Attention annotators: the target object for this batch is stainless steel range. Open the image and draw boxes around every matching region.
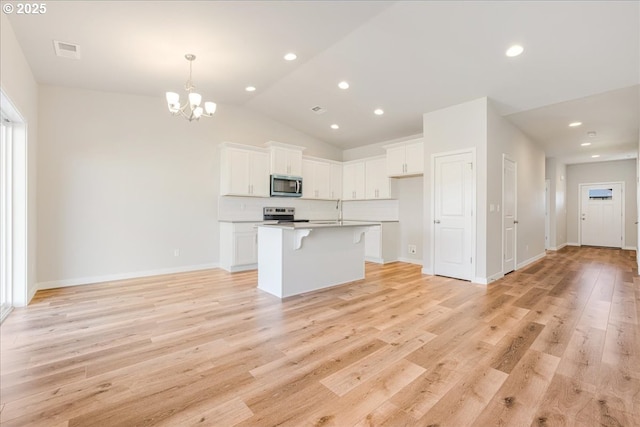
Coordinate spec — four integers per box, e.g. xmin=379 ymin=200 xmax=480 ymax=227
xmin=263 ymin=207 xmax=309 ymax=223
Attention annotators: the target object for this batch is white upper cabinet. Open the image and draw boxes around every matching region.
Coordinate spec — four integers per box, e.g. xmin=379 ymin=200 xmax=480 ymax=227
xmin=302 ymin=158 xmax=331 ymax=199
xmin=384 ymin=138 xmax=424 ymax=177
xmin=365 ymin=156 xmax=392 ymax=199
xmin=330 ymin=162 xmax=342 ymax=200
xmin=266 ymin=141 xmax=305 ymax=176
xmin=342 ymin=161 xmax=366 ymax=200
xmin=220 ymin=143 xmax=269 ymax=197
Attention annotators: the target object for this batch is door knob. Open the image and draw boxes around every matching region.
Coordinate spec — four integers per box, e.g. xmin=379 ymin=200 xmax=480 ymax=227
xmin=434 ymin=219 xmax=440 ymax=224
xmin=513 ymin=220 xmax=518 ymax=224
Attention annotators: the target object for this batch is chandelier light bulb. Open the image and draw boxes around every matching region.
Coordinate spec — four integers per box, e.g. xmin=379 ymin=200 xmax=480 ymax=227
xmin=204 ymin=102 xmax=217 ymax=115
xmin=166 ymin=92 xmax=179 ymax=104
xmin=189 ymin=92 xmax=202 ymax=108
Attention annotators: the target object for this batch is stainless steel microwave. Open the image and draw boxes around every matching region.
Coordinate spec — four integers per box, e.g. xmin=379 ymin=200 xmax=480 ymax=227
xmin=270 ymin=174 xmax=302 ymax=197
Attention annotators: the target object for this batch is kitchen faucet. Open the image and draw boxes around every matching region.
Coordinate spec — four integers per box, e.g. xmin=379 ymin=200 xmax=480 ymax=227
xmin=336 ymin=199 xmax=343 ymax=223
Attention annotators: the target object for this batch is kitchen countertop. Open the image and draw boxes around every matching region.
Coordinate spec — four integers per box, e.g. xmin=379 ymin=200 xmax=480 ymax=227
xmin=218 ymin=219 xmax=399 ymax=224
xmin=256 ymin=220 xmax=379 ymax=230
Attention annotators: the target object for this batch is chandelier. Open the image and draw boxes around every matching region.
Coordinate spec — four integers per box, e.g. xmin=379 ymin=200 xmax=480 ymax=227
xmin=165 ymin=54 xmax=216 ymax=121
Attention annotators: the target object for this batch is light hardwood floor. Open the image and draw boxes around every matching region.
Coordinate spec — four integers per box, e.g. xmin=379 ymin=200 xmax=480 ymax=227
xmin=1 ymin=246 xmax=639 ymax=426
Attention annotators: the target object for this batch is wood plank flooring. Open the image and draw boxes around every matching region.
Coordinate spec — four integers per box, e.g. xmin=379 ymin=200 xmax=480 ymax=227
xmin=1 ymin=246 xmax=639 ymax=426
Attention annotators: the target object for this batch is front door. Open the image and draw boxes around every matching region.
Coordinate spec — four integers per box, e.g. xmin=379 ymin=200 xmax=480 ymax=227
xmin=580 ymin=183 xmax=623 ymax=248
xmin=433 ymin=151 xmax=474 ymax=281
xmin=503 ymin=156 xmax=517 ymax=274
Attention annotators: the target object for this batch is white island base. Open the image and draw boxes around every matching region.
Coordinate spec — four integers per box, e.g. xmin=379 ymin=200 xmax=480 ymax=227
xmin=257 ymin=222 xmax=374 ymax=298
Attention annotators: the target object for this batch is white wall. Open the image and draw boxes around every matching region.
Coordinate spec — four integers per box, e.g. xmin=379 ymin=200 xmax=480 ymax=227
xmin=545 ymin=158 xmax=567 ymax=250
xmin=0 ymin=14 xmax=38 ymax=305
xmin=396 ymin=176 xmax=423 ymax=263
xmin=37 ymin=85 xmax=340 ymax=288
xmin=566 ymin=159 xmax=637 ymax=249
xmin=422 ymin=98 xmax=488 ymax=278
xmin=488 ymin=104 xmax=546 ymax=277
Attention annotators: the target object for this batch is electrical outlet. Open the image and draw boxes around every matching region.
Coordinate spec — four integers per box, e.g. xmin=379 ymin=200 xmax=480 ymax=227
xmin=174 ymin=249 xmax=180 ymax=257
xmin=408 ymin=245 xmax=417 ymax=254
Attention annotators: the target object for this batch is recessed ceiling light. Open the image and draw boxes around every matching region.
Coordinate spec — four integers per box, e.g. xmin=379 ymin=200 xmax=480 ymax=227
xmin=581 ymin=142 xmax=591 ymax=147
xmin=569 ymin=122 xmax=582 ymax=127
xmin=592 ymin=154 xmax=600 ymax=158
xmin=245 ymin=86 xmax=256 ymax=92
xmin=284 ymin=52 xmax=297 ymax=61
xmin=338 ymin=81 xmax=349 ymax=90
xmin=374 ymin=108 xmax=384 ymax=115
xmin=505 ymin=44 xmax=524 ymax=57
xmin=330 ymin=124 xmax=339 ymax=130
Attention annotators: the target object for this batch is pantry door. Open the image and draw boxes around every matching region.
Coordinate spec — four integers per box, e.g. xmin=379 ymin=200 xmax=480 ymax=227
xmin=433 ymin=150 xmax=474 ymax=281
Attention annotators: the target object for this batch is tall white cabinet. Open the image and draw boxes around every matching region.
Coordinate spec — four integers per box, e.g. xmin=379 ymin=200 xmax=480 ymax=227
xmin=342 ymin=161 xmax=366 ymax=200
xmin=302 ymin=158 xmax=331 ymax=199
xmin=365 ymin=156 xmax=391 ymax=199
xmin=220 ymin=143 xmax=269 ymax=197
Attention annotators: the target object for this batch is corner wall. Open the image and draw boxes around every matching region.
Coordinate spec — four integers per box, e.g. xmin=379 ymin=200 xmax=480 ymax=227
xmin=422 ymin=98 xmax=488 ymax=278
xmin=488 ymin=103 xmax=546 ymax=279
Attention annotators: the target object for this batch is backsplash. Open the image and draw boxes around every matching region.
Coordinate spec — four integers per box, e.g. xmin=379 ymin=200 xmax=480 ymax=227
xmin=218 ymin=196 xmax=400 ymax=222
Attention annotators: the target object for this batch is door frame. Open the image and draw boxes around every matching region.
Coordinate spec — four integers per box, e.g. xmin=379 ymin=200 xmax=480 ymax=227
xmin=430 ymin=147 xmax=476 ymax=281
xmin=578 ymin=181 xmax=625 ymax=248
xmin=501 ymin=154 xmax=517 ymax=275
xmin=545 ymin=179 xmax=551 ymax=250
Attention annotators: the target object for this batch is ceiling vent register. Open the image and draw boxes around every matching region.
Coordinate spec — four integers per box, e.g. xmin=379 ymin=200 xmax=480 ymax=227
xmin=53 ymin=40 xmax=81 ymax=60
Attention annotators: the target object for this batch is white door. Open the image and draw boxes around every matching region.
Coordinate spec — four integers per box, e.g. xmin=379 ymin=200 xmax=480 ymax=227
xmin=580 ymin=183 xmax=623 ymax=248
xmin=434 ymin=151 xmax=474 ymax=281
xmin=503 ymin=156 xmax=517 ymax=274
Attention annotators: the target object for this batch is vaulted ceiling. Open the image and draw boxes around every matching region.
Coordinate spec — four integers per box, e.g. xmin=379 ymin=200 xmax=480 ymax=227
xmin=5 ymin=1 xmax=639 ymax=163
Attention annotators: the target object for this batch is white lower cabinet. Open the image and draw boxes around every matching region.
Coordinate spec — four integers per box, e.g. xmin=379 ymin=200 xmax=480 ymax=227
xmin=364 ymin=222 xmax=399 ymax=264
xmin=219 ymin=222 xmax=258 ymax=272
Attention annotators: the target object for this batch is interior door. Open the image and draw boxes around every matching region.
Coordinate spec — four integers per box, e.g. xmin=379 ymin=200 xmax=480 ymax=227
xmin=434 ymin=151 xmax=474 ymax=281
xmin=580 ymin=183 xmax=623 ymax=248
xmin=503 ymin=156 xmax=517 ymax=274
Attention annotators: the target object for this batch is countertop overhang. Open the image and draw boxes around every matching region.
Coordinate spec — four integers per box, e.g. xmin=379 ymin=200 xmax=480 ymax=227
xmin=255 ymin=220 xmax=379 ymax=230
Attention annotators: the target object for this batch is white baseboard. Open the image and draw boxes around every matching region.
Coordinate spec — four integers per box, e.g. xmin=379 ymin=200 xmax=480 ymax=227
xmin=365 ymin=256 xmax=384 ymax=264
xmin=220 ymin=263 xmax=257 ymax=273
xmin=397 ymin=257 xmax=423 ymax=266
xmin=622 ymin=246 xmax=637 ymax=251
xmin=547 ymin=243 xmax=568 ymax=251
xmin=421 ymin=267 xmax=434 ymax=275
xmin=27 ymin=284 xmax=38 ymax=304
xmin=37 ymin=263 xmax=219 ymax=290
xmin=566 ymin=242 xmax=580 ymax=247
xmin=517 ymin=252 xmax=546 ymax=270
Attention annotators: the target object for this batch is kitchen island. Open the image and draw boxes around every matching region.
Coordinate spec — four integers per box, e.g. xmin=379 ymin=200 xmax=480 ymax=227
xmin=256 ymin=221 xmax=377 ymax=298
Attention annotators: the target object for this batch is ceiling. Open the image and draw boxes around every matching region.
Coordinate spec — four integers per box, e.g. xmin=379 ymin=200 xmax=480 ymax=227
xmin=5 ymin=1 xmax=639 ymax=163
